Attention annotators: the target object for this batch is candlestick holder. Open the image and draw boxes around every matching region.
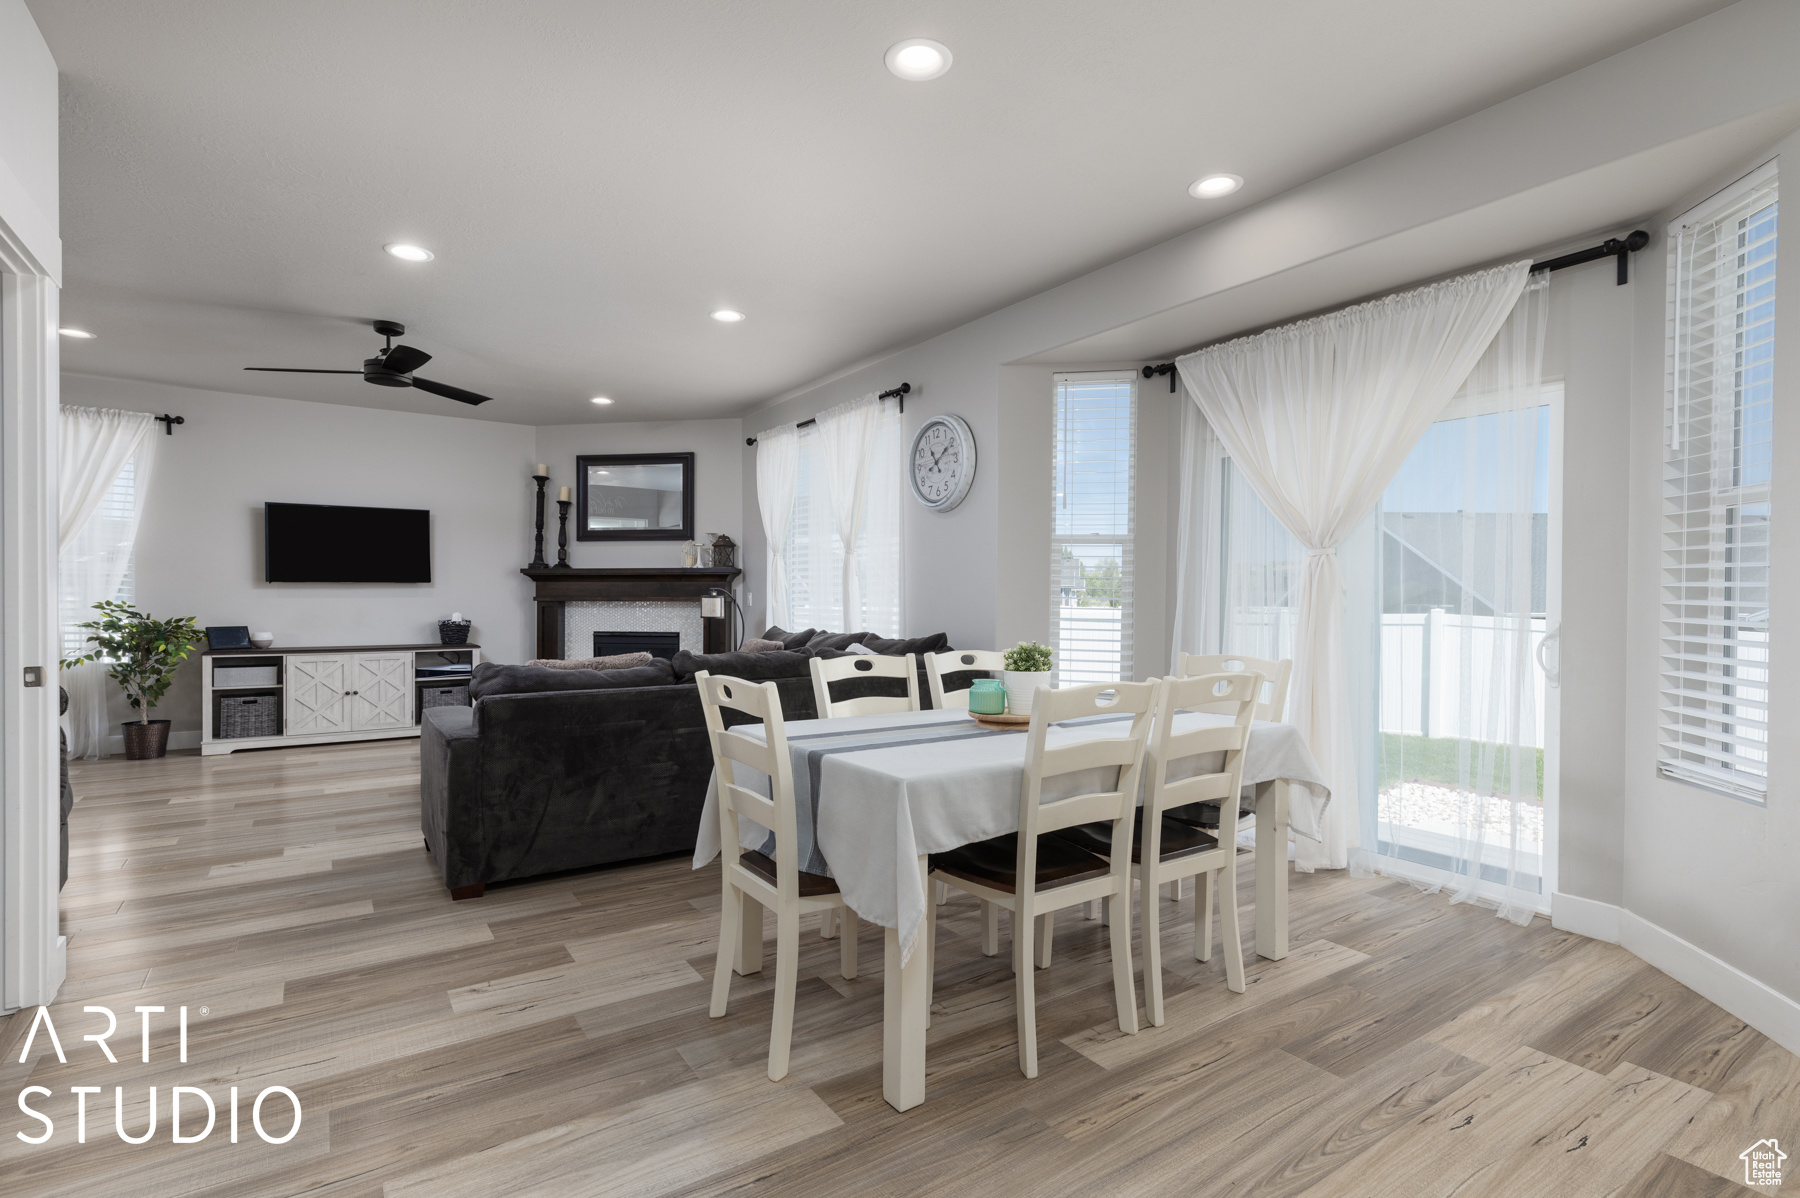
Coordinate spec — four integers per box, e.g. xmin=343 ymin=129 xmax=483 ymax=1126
xmin=553 ymin=499 xmax=573 ymax=569
xmin=528 ymin=473 xmax=550 ymax=569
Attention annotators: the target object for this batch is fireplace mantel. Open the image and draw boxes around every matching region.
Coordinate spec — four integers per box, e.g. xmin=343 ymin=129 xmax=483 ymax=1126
xmin=520 ymin=566 xmax=742 ymax=658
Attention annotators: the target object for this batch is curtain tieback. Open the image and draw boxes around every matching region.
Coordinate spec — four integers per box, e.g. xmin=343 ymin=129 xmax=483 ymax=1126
xmin=1304 ymin=546 xmax=1337 ymax=559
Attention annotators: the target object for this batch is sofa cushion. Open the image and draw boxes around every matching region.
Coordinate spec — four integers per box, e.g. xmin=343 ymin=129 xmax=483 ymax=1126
xmin=524 ymin=651 xmax=653 ymax=671
xmin=805 ymin=630 xmax=874 ymax=651
xmin=670 ymin=648 xmax=816 ymax=682
xmin=469 ymin=658 xmax=676 ymax=701
xmin=760 ymin=626 xmax=818 ymax=650
xmin=860 ymin=632 xmax=951 ymax=656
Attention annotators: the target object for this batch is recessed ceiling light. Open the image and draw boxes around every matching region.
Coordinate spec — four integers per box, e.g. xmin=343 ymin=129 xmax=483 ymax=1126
xmin=58 ymin=327 xmax=96 ymax=339
xmin=590 ymin=396 xmax=614 ymax=405
xmin=1189 ymin=174 xmax=1243 ymax=199
xmin=710 ymin=309 xmax=746 ymax=323
xmin=384 ymin=242 xmax=434 ymax=262
xmin=885 ymin=38 xmax=952 ymax=81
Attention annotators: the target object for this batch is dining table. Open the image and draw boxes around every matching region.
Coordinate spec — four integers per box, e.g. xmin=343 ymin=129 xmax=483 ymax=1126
xmin=692 ymin=704 xmax=1330 ymax=1111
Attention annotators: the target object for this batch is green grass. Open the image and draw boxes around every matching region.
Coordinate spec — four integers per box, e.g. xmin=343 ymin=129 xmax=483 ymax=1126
xmin=1379 ymin=732 xmax=1543 ymax=799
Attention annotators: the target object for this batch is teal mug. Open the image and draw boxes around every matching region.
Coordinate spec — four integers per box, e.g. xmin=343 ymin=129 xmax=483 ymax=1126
xmin=967 ymin=678 xmax=1007 ymax=715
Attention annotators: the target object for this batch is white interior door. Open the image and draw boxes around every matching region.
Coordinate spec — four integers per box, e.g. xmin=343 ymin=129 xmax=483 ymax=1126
xmin=348 ymin=654 xmax=411 ymax=730
xmin=287 ymin=655 xmax=349 ymax=735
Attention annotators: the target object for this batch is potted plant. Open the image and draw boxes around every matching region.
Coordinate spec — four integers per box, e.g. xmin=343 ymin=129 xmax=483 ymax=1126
xmin=1002 ymin=640 xmax=1053 ymax=717
xmin=62 ymin=600 xmax=203 ymax=760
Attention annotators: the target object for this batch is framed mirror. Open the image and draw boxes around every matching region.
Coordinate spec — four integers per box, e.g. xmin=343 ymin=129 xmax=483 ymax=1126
xmin=575 ymin=452 xmax=695 ymax=541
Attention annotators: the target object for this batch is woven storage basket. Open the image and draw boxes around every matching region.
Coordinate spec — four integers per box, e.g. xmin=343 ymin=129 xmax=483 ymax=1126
xmin=421 ymin=683 xmax=470 ymax=710
xmin=219 ymin=694 xmax=279 ymax=739
xmin=438 ymin=620 xmax=472 ymax=645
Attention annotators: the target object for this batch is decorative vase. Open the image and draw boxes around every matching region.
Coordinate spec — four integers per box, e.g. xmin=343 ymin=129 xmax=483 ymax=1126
xmin=250 ymin=631 xmax=274 ymax=649
xmin=967 ymin=679 xmax=1006 ymax=715
xmin=121 ymin=719 xmax=172 ymax=760
xmin=1003 ymin=670 xmax=1048 ymax=717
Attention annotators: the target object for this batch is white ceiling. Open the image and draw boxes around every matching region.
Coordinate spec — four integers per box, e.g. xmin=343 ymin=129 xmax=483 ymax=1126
xmin=32 ymin=0 xmax=1732 ymax=426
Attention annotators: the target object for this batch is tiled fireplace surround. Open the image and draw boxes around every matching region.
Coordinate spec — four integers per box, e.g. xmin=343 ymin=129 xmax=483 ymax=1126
xmin=521 ymin=567 xmax=741 ymax=659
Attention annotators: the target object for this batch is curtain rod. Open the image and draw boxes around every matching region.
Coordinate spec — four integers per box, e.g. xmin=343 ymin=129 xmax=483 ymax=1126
xmin=745 ymin=383 xmax=909 ymax=445
xmin=154 ymin=414 xmax=184 ymax=435
xmin=1139 ymin=229 xmax=1651 ymax=391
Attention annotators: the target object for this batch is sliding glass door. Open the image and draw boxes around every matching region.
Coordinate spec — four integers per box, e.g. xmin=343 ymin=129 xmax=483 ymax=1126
xmin=1363 ymin=278 xmax=1558 ymax=922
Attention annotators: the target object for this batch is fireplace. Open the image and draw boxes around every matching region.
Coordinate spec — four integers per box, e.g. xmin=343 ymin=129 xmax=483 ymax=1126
xmin=594 ymin=630 xmax=680 ymax=660
xmin=521 ymin=566 xmax=741 ymax=659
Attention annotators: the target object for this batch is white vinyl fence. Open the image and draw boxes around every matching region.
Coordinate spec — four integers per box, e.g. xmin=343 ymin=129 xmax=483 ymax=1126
xmin=1380 ymin=610 xmax=1547 ymax=749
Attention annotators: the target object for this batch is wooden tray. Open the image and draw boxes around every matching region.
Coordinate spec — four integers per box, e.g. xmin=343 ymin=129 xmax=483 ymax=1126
xmin=967 ymin=710 xmax=1031 ymax=726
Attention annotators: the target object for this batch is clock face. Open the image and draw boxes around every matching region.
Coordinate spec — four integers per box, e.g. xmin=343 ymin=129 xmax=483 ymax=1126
xmin=909 ymin=416 xmax=975 ymax=511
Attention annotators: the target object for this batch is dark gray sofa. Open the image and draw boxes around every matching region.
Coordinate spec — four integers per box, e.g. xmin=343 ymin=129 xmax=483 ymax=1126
xmin=420 ymin=635 xmax=960 ymax=898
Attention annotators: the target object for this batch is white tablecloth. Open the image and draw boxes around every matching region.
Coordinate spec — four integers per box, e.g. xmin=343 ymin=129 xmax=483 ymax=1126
xmin=692 ymin=707 xmax=1329 ymax=964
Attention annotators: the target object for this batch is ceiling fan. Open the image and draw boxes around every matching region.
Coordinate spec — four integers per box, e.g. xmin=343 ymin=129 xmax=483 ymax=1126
xmin=245 ymin=319 xmax=495 ymax=406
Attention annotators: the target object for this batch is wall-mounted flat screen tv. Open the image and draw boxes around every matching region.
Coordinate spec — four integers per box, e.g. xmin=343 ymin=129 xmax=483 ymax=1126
xmin=264 ymin=502 xmax=431 ymax=583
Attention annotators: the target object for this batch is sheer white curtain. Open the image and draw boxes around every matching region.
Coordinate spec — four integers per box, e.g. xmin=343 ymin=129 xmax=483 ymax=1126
xmin=817 ymin=395 xmax=882 ymax=629
xmin=775 ymin=398 xmax=903 ymax=636
xmin=60 ymin=407 xmax=159 ymax=758
xmin=1358 ymin=274 xmax=1551 ymax=922
xmin=1170 ymin=389 xmax=1223 ymax=668
xmin=1176 ymin=261 xmax=1530 ymax=870
xmin=755 ymin=425 xmax=801 ymax=630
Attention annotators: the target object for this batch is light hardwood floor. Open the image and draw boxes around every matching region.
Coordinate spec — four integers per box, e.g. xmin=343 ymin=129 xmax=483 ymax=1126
xmin=2 ymin=739 xmax=1794 ymax=1196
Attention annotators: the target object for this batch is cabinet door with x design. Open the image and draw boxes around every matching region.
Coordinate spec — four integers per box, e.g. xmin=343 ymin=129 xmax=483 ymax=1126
xmin=287 ymin=656 xmax=350 ymax=736
xmin=348 ymin=653 xmax=412 ymax=730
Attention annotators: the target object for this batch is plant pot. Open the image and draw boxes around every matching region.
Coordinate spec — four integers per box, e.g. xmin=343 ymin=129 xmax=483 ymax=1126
xmin=1003 ymin=670 xmax=1049 ymax=717
xmin=121 ymin=719 xmax=172 ymax=760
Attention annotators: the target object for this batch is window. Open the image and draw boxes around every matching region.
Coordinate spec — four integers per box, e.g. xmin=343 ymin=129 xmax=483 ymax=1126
xmin=1661 ymin=162 xmax=1777 ymax=801
xmin=779 ymin=399 xmax=904 ymax=636
xmin=59 ymin=454 xmax=140 ymax=656
xmin=1050 ymin=373 xmax=1136 ymax=685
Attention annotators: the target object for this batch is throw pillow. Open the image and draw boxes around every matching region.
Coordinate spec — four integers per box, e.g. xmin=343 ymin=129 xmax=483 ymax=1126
xmin=670 ymin=648 xmax=816 ymax=682
xmin=469 ymin=658 xmax=676 ymax=701
xmin=524 ymin=651 xmax=654 ymax=671
xmin=761 ymin=625 xmax=818 ymax=650
xmin=740 ymin=638 xmax=785 ymax=653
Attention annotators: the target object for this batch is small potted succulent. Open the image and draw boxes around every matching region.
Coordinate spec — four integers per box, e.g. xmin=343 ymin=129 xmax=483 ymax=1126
xmin=62 ymin=600 xmax=204 ymax=760
xmin=1002 ymin=640 xmax=1053 ymax=717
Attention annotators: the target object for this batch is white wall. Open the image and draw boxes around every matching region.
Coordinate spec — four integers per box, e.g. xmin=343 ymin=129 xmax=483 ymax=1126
xmin=532 ymin=417 xmax=743 ymax=570
xmin=0 ymin=0 xmax=58 ymax=277
xmin=1615 ymin=130 xmax=1800 ymax=1004
xmin=60 ymin=375 xmax=537 ymax=742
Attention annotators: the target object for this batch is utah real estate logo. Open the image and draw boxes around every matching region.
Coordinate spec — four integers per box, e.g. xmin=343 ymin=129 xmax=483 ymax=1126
xmin=1742 ymin=1138 xmax=1786 ymax=1187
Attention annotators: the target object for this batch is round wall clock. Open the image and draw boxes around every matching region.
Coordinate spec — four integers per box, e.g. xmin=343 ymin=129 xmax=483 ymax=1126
xmin=909 ymin=414 xmax=976 ymax=512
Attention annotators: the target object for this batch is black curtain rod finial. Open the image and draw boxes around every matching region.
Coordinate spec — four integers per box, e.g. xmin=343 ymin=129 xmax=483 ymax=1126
xmin=1142 ymin=362 xmax=1178 ymax=393
xmin=154 ymin=413 xmax=184 ymax=435
xmin=1531 ymin=229 xmax=1650 ymax=285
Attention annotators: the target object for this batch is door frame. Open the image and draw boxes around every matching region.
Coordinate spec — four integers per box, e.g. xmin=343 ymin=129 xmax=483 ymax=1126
xmin=0 ymin=208 xmax=64 ymax=1013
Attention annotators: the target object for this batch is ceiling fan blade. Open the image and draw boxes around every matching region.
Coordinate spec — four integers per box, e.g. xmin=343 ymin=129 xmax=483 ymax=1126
xmin=244 ymin=367 xmax=363 ymax=373
xmin=411 ymin=376 xmax=494 ymax=406
xmin=381 ymin=344 xmax=432 ymax=374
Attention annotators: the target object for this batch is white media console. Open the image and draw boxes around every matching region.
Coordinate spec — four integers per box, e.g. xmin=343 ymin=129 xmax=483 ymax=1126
xmin=199 ymin=642 xmax=482 ymax=756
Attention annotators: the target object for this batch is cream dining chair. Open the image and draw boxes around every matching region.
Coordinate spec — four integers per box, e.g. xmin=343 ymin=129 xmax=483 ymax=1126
xmin=1055 ymin=672 xmax=1260 ymax=1023
xmin=927 ymin=680 xmax=1154 ymax=1077
xmin=809 ymin=652 xmax=920 ymax=718
xmin=1170 ymin=652 xmax=1293 ymax=851
xmin=923 ymin=648 xmax=1007 ymax=710
xmin=699 ymin=672 xmax=859 ymax=1081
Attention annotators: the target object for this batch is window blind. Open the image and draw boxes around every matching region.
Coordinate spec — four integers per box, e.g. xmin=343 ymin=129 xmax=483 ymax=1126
xmin=1050 ymin=373 xmax=1136 ymax=686
xmin=59 ymin=457 xmax=139 ymax=657
xmin=1660 ymin=162 xmax=1777 ymax=801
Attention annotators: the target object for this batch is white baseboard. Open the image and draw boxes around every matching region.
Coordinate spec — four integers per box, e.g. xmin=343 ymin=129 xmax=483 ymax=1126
xmin=1552 ymin=891 xmax=1800 ymax=1060
xmin=97 ymin=729 xmax=202 ymax=756
xmin=1551 ymin=890 xmax=1622 ymax=942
